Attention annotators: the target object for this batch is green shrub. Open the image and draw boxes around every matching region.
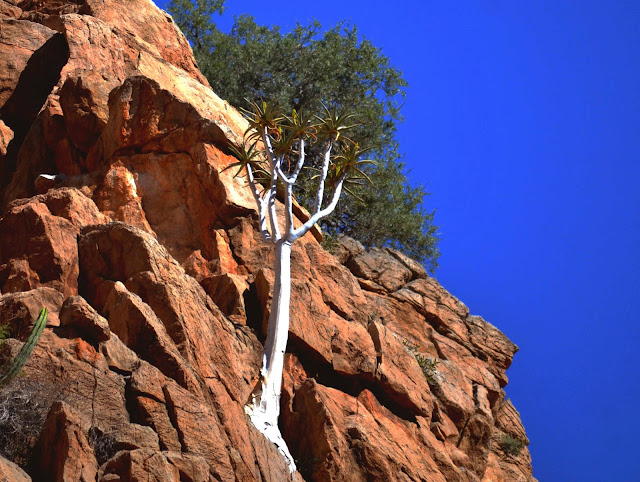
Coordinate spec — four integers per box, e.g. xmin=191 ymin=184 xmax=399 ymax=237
xmin=320 ymin=233 xmax=340 ymax=254
xmin=402 ymin=339 xmax=439 ymax=383
xmin=0 ymin=323 xmax=10 ymax=341
xmin=499 ymin=434 xmax=525 ymax=457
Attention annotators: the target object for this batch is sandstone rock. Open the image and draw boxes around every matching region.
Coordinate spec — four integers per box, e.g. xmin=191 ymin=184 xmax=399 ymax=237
xmin=98 ymin=332 xmax=139 ymax=374
xmin=25 ymin=332 xmax=130 ymax=430
xmin=465 ymin=315 xmax=519 ymax=386
xmin=428 ymin=402 xmax=459 ymax=443
xmin=58 ymin=70 xmax=118 ymax=156
xmin=0 ymin=18 xmax=67 ymax=199
xmin=0 ymin=188 xmax=106 ymax=295
xmin=384 ymin=247 xmax=429 ymax=279
xmin=92 ymin=163 xmax=154 ymax=233
xmin=103 ymin=281 xmax=199 ymax=392
xmin=303 ymin=240 xmax=368 ymax=323
xmin=200 ymin=273 xmax=248 ymax=324
xmin=329 ymin=312 xmax=377 ymax=377
xmin=368 ymin=321 xmax=434 ymax=417
xmin=0 ymin=1 xmax=21 ymax=18
xmin=98 ymin=74 xmax=247 ymax=163
xmin=333 ymin=235 xmax=365 ymax=264
xmin=0 ymin=455 xmax=30 ymax=481
xmin=486 ymin=428 xmax=535 ymax=481
xmin=392 ymin=277 xmax=471 ymax=346
xmin=496 ymin=399 xmax=530 ymax=445
xmin=35 ymin=400 xmax=98 ymax=482
xmin=80 ymin=0 xmax=208 ymax=85
xmin=59 ymin=295 xmax=110 ymax=344
xmin=162 ymin=383 xmax=235 ymax=480
xmin=283 ymin=379 xmax=448 ymax=482
xmin=0 ymin=18 xmax=57 ymax=110
xmin=0 ymin=119 xmax=13 ymax=156
xmin=356 ymin=277 xmax=387 ymax=294
xmin=483 ymin=451 xmax=531 ymax=482
xmin=1 ymin=96 xmax=64 ymax=207
xmin=0 ymin=287 xmax=64 ymax=336
xmin=255 ymin=265 xmax=376 ymax=380
xmin=428 ymin=359 xmax=476 ymax=430
xmin=94 ymin=423 xmax=160 ymax=458
xmin=128 ymin=362 xmax=182 ymax=453
xmin=97 ymin=449 xmax=211 ymax=482
xmin=457 ymin=412 xmax=493 ymax=478
xmin=79 ymin=222 xmax=260 ymax=399
xmin=431 ymin=331 xmax=501 ymax=407
xmin=127 ymin=360 xmax=295 ymax=481
xmin=347 ymin=247 xmax=414 ymax=291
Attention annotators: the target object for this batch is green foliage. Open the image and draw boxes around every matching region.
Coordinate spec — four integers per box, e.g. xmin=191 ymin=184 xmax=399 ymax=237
xmin=324 ymin=155 xmax=439 ymax=268
xmin=0 ymin=308 xmax=48 ymax=386
xmin=0 ymin=323 xmax=10 ymax=342
xmin=168 ymin=0 xmax=225 ymax=50
xmin=402 ymin=339 xmax=439 ymax=383
xmin=320 ymin=233 xmax=339 ymax=254
xmin=227 ymin=99 xmax=371 ymax=191
xmin=499 ymin=434 xmax=526 ymax=457
xmin=168 ymin=0 xmax=440 ymax=271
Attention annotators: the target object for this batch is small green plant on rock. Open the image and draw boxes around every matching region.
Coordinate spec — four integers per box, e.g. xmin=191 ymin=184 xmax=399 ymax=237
xmin=0 ymin=322 xmax=11 ymax=357
xmin=320 ymin=232 xmax=340 ymax=254
xmin=0 ymin=323 xmax=10 ymax=342
xmin=0 ymin=308 xmax=48 ymax=386
xmin=402 ymin=339 xmax=439 ymax=383
xmin=499 ymin=434 xmax=525 ymax=457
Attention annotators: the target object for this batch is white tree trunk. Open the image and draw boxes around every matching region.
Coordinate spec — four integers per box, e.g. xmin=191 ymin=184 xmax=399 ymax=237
xmin=242 ymin=128 xmax=347 ymax=474
xmin=246 ymin=240 xmax=296 ymax=472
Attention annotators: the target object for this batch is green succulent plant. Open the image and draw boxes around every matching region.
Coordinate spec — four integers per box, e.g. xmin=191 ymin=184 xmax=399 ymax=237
xmin=0 ymin=308 xmax=48 ymax=386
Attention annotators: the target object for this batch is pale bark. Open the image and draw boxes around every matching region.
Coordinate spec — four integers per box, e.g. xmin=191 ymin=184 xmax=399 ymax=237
xmin=245 ymin=241 xmax=295 ymax=469
xmin=245 ymin=132 xmax=347 ymax=474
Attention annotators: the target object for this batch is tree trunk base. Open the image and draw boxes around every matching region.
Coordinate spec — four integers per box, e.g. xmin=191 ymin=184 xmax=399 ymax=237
xmin=245 ymin=402 xmax=297 ymax=473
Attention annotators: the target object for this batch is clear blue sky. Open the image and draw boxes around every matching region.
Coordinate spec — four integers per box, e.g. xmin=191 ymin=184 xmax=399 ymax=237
xmin=156 ymin=1 xmax=640 ymax=480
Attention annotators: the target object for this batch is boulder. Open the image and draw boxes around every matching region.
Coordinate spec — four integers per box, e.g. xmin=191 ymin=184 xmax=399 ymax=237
xmin=59 ymin=295 xmax=110 ymax=344
xmin=35 ymin=401 xmax=98 ymax=482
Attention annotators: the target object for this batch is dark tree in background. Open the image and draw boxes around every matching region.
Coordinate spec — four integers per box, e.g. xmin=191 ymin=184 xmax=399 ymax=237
xmin=168 ymin=0 xmax=440 ymax=271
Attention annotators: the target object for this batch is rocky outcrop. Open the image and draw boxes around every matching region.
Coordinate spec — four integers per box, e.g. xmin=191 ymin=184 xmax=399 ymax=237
xmin=0 ymin=0 xmax=535 ymax=480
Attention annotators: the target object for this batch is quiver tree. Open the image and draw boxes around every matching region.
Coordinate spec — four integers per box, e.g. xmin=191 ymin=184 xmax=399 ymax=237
xmin=228 ymin=100 xmax=373 ymax=472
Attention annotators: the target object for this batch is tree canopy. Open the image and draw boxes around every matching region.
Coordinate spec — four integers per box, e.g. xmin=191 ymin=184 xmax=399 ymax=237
xmin=168 ymin=0 xmax=440 ymax=271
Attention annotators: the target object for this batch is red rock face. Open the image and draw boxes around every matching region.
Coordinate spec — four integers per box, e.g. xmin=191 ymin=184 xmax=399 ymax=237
xmin=0 ymin=1 xmax=536 ymax=481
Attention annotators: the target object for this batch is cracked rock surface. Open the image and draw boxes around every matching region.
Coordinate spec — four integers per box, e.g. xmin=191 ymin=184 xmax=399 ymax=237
xmin=0 ymin=0 xmax=535 ymax=480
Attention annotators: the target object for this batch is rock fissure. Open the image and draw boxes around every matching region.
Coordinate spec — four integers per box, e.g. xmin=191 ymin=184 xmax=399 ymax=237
xmin=0 ymin=31 xmax=69 ymax=194
xmin=162 ymin=385 xmax=188 ymax=453
xmin=288 ymin=343 xmax=418 ymax=424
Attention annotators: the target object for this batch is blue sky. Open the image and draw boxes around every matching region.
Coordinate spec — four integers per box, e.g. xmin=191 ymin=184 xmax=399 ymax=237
xmin=156 ymin=1 xmax=640 ymax=480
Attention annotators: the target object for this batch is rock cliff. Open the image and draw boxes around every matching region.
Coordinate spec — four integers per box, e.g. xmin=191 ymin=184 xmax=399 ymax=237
xmin=0 ymin=0 xmax=535 ymax=480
